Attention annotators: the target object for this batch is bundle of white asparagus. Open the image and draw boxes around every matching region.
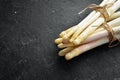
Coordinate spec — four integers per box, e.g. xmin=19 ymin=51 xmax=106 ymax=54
xmin=55 ymin=0 xmax=120 ymax=60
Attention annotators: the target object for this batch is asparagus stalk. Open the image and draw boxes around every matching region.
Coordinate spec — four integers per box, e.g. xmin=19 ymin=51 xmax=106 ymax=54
xmin=83 ymin=26 xmax=120 ymax=44
xmin=58 ymin=47 xmax=75 ymax=56
xmin=65 ymin=33 xmax=120 ymax=60
xmin=57 ymin=17 xmax=120 ymax=48
xmin=62 ymin=10 xmax=120 ymax=40
xmin=65 ymin=25 xmax=120 ymax=60
xmin=76 ymin=17 xmax=120 ymax=44
xmin=59 ymin=10 xmax=120 ymax=38
xmin=55 ymin=38 xmax=63 ymax=44
xmin=58 ymin=17 xmax=120 ymax=54
xmin=57 ymin=25 xmax=120 ymax=49
xmin=109 ymin=11 xmax=120 ymax=20
xmin=57 ymin=43 xmax=74 ymax=48
xmin=59 ymin=26 xmax=76 ymax=37
xmin=55 ymin=0 xmax=120 ymax=60
xmin=74 ymin=17 xmax=104 ymax=45
xmin=63 ymin=26 xmax=78 ymax=39
xmin=55 ymin=11 xmax=120 ymax=45
xmin=69 ymin=0 xmax=116 ymax=42
xmin=95 ymin=16 xmax=120 ymax=32
xmin=65 ymin=37 xmax=109 ymax=60
xmin=73 ymin=0 xmax=120 ymax=45
xmin=59 ymin=0 xmax=110 ymax=39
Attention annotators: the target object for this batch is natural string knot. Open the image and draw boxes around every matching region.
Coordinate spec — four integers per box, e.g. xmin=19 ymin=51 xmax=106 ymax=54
xmin=79 ymin=3 xmax=120 ymax=47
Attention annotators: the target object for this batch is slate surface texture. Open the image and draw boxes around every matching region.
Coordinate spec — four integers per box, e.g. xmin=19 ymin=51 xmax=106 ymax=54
xmin=0 ymin=0 xmax=120 ymax=80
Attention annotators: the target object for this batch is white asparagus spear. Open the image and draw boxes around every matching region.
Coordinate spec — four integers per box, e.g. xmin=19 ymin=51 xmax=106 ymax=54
xmin=57 ymin=43 xmax=74 ymax=48
xmin=57 ymin=25 xmax=120 ymax=49
xmin=59 ymin=26 xmax=120 ymax=57
xmin=55 ymin=38 xmax=63 ymax=44
xmin=59 ymin=26 xmax=75 ymax=37
xmin=55 ymin=12 xmax=120 ymax=44
xmin=109 ymin=11 xmax=120 ymax=20
xmin=60 ymin=0 xmax=110 ymax=40
xmin=65 ymin=27 xmax=120 ymax=60
xmin=73 ymin=0 xmax=120 ymax=45
xmin=69 ymin=0 xmax=116 ymax=42
xmin=58 ymin=26 xmax=120 ymax=59
xmin=57 ymin=25 xmax=120 ymax=48
xmin=56 ymin=17 xmax=120 ymax=48
xmin=74 ymin=18 xmax=105 ymax=45
xmin=95 ymin=16 xmax=120 ymax=32
xmin=83 ymin=26 xmax=120 ymax=44
xmin=79 ymin=17 xmax=120 ymax=44
xmin=58 ymin=20 xmax=120 ymax=58
xmin=65 ymin=37 xmax=109 ymax=60
xmin=60 ymin=10 xmax=120 ymax=38
xmin=58 ymin=47 xmax=74 ymax=56
xmin=63 ymin=25 xmax=78 ymax=39
xmin=64 ymin=11 xmax=120 ymax=40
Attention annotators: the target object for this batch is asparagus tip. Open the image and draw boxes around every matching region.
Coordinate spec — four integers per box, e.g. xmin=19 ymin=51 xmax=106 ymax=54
xmin=54 ymin=39 xmax=59 ymax=44
xmin=59 ymin=31 xmax=66 ymax=37
xmin=58 ymin=51 xmax=64 ymax=56
xmin=54 ymin=38 xmax=62 ymax=44
xmin=69 ymin=38 xmax=74 ymax=42
xmin=63 ymin=35 xmax=69 ymax=40
xmin=73 ymin=40 xmax=80 ymax=45
xmin=65 ymin=53 xmax=73 ymax=60
xmin=57 ymin=43 xmax=63 ymax=48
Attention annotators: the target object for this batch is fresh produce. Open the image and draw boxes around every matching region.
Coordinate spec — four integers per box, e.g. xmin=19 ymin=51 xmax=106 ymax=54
xmin=55 ymin=0 xmax=120 ymax=60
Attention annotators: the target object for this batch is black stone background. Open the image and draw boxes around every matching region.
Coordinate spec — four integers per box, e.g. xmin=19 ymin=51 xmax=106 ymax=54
xmin=0 ymin=0 xmax=120 ymax=80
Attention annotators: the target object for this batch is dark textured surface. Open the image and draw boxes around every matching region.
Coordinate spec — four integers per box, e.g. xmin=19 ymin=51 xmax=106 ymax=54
xmin=0 ymin=0 xmax=120 ymax=80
